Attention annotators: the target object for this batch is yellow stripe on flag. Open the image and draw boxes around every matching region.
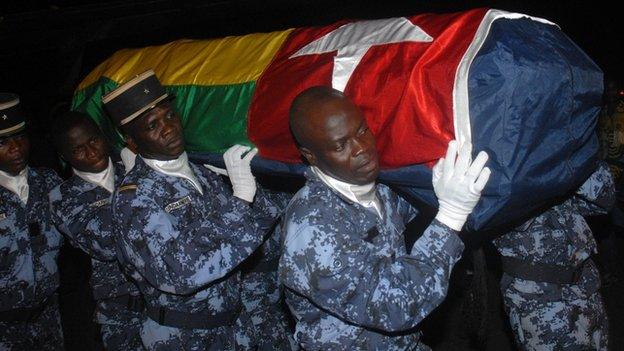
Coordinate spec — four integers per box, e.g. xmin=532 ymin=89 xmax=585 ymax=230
xmin=78 ymin=29 xmax=294 ymax=90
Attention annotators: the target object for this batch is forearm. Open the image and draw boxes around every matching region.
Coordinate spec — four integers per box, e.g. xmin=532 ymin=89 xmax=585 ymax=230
xmin=575 ymin=162 xmax=616 ymax=215
xmin=60 ymin=205 xmax=116 ymax=261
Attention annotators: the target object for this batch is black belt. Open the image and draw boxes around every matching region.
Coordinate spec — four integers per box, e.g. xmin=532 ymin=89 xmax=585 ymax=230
xmin=501 ymin=256 xmax=587 ymax=284
xmin=105 ymin=294 xmax=146 ymax=313
xmin=146 ymin=304 xmax=241 ymax=329
xmin=0 ymin=295 xmax=56 ymax=323
xmin=250 ymin=257 xmax=279 ymax=274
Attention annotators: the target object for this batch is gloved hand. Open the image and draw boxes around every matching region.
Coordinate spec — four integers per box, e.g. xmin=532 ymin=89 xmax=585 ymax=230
xmin=432 ymin=140 xmax=491 ymax=231
xmin=223 ymin=145 xmax=258 ymax=202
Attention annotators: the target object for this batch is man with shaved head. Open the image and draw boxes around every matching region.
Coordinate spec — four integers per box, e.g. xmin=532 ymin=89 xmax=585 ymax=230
xmin=279 ymin=86 xmax=492 ymax=350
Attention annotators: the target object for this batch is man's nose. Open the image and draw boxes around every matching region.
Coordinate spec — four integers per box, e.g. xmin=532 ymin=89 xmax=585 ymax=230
xmin=85 ymin=144 xmax=98 ymax=159
xmin=161 ymin=119 xmax=176 ymax=137
xmin=7 ymin=139 xmax=22 ymax=154
xmin=352 ymin=136 xmax=371 ymax=157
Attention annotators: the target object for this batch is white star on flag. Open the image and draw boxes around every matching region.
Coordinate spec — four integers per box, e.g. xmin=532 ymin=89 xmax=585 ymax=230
xmin=290 ymin=17 xmax=433 ymax=92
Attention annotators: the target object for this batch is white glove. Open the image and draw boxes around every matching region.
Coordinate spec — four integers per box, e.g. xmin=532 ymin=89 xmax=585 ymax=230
xmin=223 ymin=145 xmax=258 ymax=202
xmin=432 ymin=140 xmax=491 ymax=231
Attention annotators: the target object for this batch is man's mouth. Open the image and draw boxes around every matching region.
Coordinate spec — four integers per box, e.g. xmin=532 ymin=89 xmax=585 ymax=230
xmin=10 ymin=158 xmax=27 ymax=167
xmin=92 ymin=157 xmax=108 ymax=169
xmin=357 ymin=155 xmax=378 ymax=173
xmin=166 ymin=136 xmax=184 ymax=150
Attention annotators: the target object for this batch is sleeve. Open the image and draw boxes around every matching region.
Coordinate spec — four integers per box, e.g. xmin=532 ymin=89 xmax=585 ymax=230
xmin=241 ymin=222 xmax=282 ymax=298
xmin=282 ymin=216 xmax=464 ymax=332
xmin=112 ymin=186 xmax=274 ymax=295
xmin=42 ymin=172 xmax=64 ymax=250
xmin=573 ymin=162 xmax=616 ymax=216
xmin=50 ymin=189 xmax=116 ymax=261
xmin=396 ymin=192 xmax=418 ymax=224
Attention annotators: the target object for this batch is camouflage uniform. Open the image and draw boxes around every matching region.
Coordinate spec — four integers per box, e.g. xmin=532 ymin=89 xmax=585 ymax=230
xmin=493 ymin=162 xmax=615 ymax=351
xmin=240 ymin=189 xmax=295 ymax=351
xmin=49 ymin=162 xmax=144 ymax=351
xmin=0 ymin=168 xmax=64 ymax=350
xmin=279 ymin=169 xmax=465 ymax=350
xmin=111 ymin=157 xmax=282 ymax=351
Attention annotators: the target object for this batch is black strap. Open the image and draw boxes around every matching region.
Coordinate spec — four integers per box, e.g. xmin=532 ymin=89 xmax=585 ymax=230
xmin=105 ymin=294 xmax=146 ymax=313
xmin=0 ymin=294 xmax=56 ymax=323
xmin=146 ymin=304 xmax=241 ymax=329
xmin=501 ymin=256 xmax=586 ymax=284
xmin=250 ymin=257 xmax=279 ymax=274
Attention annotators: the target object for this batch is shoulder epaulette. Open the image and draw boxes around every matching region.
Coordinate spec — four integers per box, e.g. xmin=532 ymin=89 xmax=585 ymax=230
xmin=118 ymin=184 xmax=137 ymax=193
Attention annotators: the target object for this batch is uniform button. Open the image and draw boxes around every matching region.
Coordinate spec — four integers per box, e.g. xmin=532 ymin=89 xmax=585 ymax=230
xmin=333 ymin=259 xmax=343 ymax=269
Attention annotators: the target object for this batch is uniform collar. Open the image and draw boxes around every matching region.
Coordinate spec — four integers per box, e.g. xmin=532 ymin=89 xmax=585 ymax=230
xmin=141 ymin=152 xmax=203 ymax=194
xmin=72 ymin=158 xmax=115 ymax=193
xmin=0 ymin=167 xmax=29 ymax=204
xmin=120 ymin=147 xmax=136 ymax=174
xmin=310 ymin=166 xmax=382 ymax=218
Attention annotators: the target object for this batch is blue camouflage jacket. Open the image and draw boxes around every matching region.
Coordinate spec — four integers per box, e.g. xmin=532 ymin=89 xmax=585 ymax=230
xmin=279 ymin=169 xmax=464 ymax=350
xmin=0 ymin=168 xmax=62 ymax=310
xmin=111 ymin=157 xmax=277 ymax=319
xmin=49 ymin=162 xmax=140 ymax=300
xmin=494 ymin=162 xmax=615 ymax=297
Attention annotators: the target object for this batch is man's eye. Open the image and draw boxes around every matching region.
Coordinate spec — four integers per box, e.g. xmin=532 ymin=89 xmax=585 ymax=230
xmin=166 ymin=111 xmax=174 ymax=119
xmin=358 ymin=127 xmax=368 ymax=136
xmin=72 ymin=147 xmax=83 ymax=155
xmin=147 ymin=123 xmax=156 ymax=130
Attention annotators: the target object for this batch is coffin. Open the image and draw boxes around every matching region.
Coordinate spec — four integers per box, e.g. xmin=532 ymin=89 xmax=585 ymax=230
xmin=72 ymin=8 xmax=603 ymax=232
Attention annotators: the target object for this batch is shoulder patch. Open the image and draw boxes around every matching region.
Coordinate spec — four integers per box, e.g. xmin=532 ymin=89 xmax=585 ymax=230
xmin=118 ymin=184 xmax=137 ymax=193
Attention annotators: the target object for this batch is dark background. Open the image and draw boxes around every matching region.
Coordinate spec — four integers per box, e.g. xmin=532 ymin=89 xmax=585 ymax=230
xmin=1 ymin=0 xmax=622 ymax=152
xmin=2 ymin=1 xmax=622 ymax=350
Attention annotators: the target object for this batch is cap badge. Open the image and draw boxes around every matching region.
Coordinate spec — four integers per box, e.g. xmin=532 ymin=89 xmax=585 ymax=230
xmin=144 ymin=88 xmax=150 ymax=94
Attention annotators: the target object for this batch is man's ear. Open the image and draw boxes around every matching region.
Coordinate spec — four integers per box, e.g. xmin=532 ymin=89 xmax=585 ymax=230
xmin=299 ymin=146 xmax=316 ymax=166
xmin=125 ymin=136 xmax=139 ymax=155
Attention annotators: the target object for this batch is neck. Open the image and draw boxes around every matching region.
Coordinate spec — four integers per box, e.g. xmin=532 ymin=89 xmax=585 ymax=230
xmin=0 ymin=167 xmax=27 ymax=177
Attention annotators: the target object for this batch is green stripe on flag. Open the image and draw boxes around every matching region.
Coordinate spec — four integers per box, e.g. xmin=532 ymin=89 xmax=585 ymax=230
xmin=72 ymin=79 xmax=255 ymax=153
xmin=173 ymin=82 xmax=255 ymax=153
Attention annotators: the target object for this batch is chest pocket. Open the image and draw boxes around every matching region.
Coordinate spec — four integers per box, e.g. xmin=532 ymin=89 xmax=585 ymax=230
xmin=362 ymin=226 xmax=380 ymax=243
xmin=164 ymin=195 xmax=200 ymax=233
xmin=29 ymin=222 xmax=62 ymax=255
xmin=27 ymin=194 xmax=61 ymax=253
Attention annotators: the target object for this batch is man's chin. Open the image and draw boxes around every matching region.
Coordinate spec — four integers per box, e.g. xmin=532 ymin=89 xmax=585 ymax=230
xmin=161 ymin=149 xmax=185 ymax=161
xmin=355 ymin=168 xmax=379 ymax=185
xmin=90 ymin=158 xmax=109 ymax=172
xmin=4 ymin=162 xmax=28 ymax=176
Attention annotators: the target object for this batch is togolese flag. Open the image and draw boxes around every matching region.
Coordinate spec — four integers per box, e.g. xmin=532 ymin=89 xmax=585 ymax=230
xmin=72 ymin=30 xmax=294 ymax=153
xmin=73 ymin=9 xmax=488 ymax=167
xmin=71 ymin=8 xmax=603 ymax=232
